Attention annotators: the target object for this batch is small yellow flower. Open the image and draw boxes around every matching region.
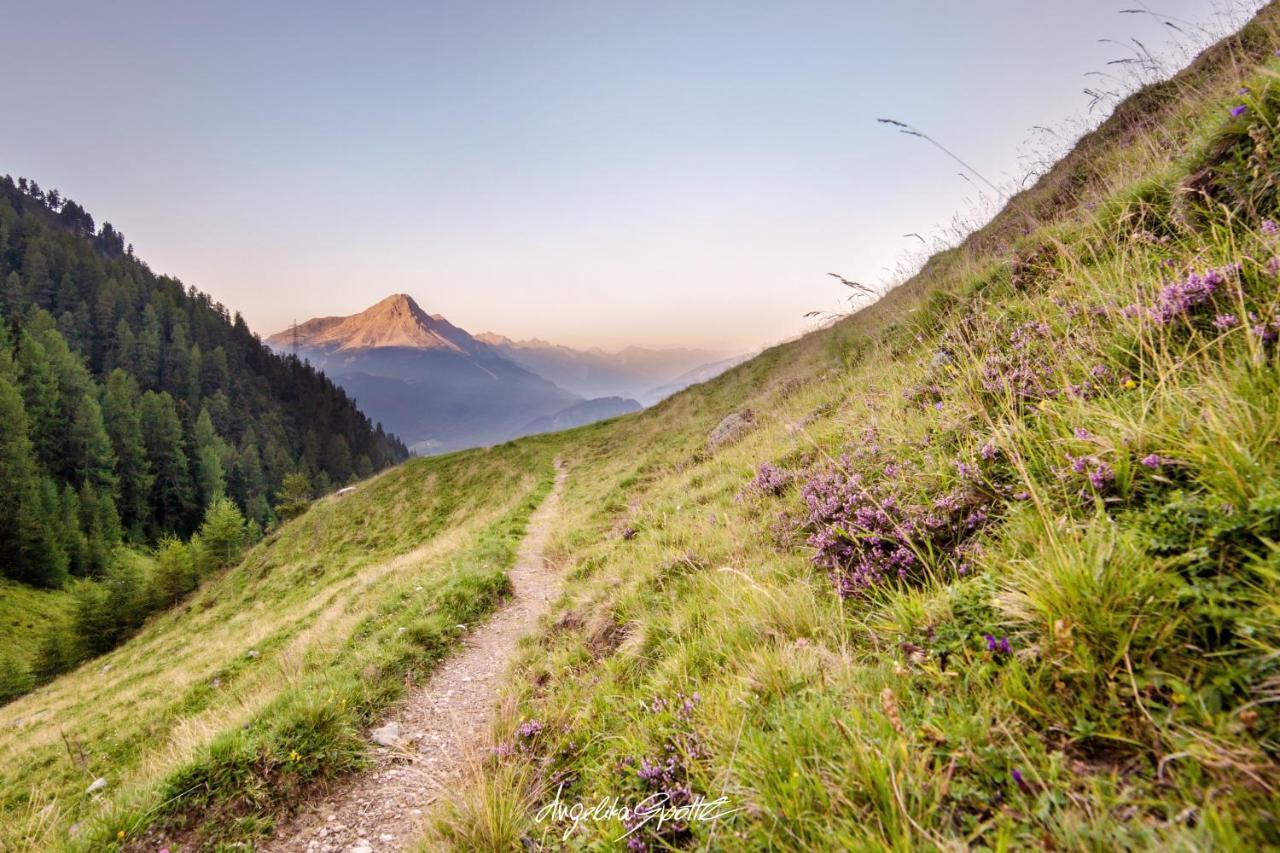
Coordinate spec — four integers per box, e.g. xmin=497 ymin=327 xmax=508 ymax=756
xmin=117 ymin=830 xmax=125 ymax=840
xmin=1037 ymin=399 xmax=1049 ymax=411
xmin=1123 ymin=379 xmax=1137 ymax=390
xmin=289 ymin=749 xmax=301 ymax=762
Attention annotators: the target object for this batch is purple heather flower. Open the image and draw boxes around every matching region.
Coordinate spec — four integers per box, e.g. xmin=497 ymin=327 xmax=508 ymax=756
xmin=1231 ymin=105 xmax=1248 ymax=118
xmin=1074 ymin=427 xmax=1091 ymax=440
xmin=1269 ymin=257 xmax=1280 ymax=276
xmin=1014 ymin=491 xmax=1030 ymax=501
xmin=934 ymin=401 xmax=944 ymax=411
xmin=980 ymin=441 xmax=998 ymax=461
xmin=1213 ymin=313 xmax=1239 ymax=330
xmin=985 ymin=634 xmax=1012 ymax=655
xmin=1262 ymin=219 xmax=1279 ymax=235
xmin=1140 ymin=453 xmax=1163 ymax=469
xmin=1251 ymin=314 xmax=1279 ymax=343
xmin=955 ymin=461 xmax=978 ymax=479
xmin=1087 ymin=462 xmax=1114 ymax=491
xmin=1068 ymin=454 xmax=1088 ymax=474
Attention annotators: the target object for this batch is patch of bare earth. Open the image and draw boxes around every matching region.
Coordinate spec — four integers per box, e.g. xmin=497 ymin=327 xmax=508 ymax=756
xmin=264 ymin=463 xmax=567 ymax=853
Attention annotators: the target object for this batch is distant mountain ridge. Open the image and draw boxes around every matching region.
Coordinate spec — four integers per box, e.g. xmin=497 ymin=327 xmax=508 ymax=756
xmin=266 ymin=296 xmax=640 ymax=454
xmin=475 ymin=332 xmax=741 ymax=400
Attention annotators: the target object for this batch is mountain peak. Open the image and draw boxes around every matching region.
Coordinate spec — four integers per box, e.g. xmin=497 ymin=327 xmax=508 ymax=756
xmin=267 ymin=293 xmax=475 ymax=353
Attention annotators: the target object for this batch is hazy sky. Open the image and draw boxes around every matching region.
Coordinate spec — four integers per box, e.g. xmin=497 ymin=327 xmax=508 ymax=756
xmin=0 ymin=1 xmax=1250 ymax=350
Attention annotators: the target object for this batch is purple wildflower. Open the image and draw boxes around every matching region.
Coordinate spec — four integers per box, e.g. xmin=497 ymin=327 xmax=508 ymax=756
xmin=1231 ymin=105 xmax=1248 ymax=118
xmin=749 ymin=462 xmax=792 ymax=497
xmin=954 ymin=461 xmax=978 ymax=479
xmin=1213 ymin=313 xmax=1239 ymax=330
xmin=1012 ymin=768 xmax=1031 ymax=792
xmin=985 ymin=634 xmax=1012 ymax=656
xmin=934 ymin=401 xmax=944 ymax=412
xmin=1087 ymin=462 xmax=1114 ymax=491
xmin=1140 ymin=453 xmax=1163 ymax=469
xmin=1143 ymin=264 xmax=1240 ymax=327
xmin=1250 ymin=313 xmax=1279 ymax=343
xmin=516 ymin=720 xmax=544 ymax=739
xmin=980 ymin=441 xmax=998 ymax=462
xmin=800 ymin=459 xmax=989 ymax=597
xmin=1074 ymin=427 xmax=1091 ymax=440
xmin=1262 ymin=219 xmax=1279 ymax=235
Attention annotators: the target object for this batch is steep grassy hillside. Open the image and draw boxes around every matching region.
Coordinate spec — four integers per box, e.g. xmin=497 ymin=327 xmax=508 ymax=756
xmin=422 ymin=8 xmax=1280 ymax=850
xmin=0 ymin=439 xmax=556 ymax=849
xmin=5 ymin=6 xmax=1280 ymax=853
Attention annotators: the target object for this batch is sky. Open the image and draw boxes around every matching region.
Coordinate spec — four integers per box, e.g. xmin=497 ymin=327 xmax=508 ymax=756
xmin=0 ymin=1 xmax=1255 ymax=351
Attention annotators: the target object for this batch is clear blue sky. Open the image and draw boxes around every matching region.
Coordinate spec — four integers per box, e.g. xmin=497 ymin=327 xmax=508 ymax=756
xmin=0 ymin=1 xmax=1251 ymax=350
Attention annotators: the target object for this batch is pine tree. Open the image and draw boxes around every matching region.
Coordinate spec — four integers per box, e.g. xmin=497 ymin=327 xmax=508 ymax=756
xmin=192 ymin=407 xmax=226 ymax=509
xmin=198 ymin=497 xmax=246 ymax=568
xmin=324 ymin=433 xmax=353 ymax=485
xmin=0 ymin=375 xmax=43 ymax=581
xmin=132 ymin=304 xmax=162 ymax=386
xmin=149 ymin=536 xmax=196 ymax=607
xmin=231 ymin=428 xmax=270 ymax=526
xmin=18 ymin=477 xmax=68 ymax=587
xmin=274 ymin=471 xmax=313 ymax=521
xmin=102 ymin=369 xmax=153 ymax=538
xmin=139 ymin=390 xmax=195 ymax=534
xmin=69 ymin=394 xmax=117 ymax=494
xmin=22 ymin=246 xmax=53 ymax=309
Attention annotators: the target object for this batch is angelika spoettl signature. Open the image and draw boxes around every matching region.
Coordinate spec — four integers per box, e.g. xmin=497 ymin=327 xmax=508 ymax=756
xmin=533 ymin=783 xmax=742 ymax=842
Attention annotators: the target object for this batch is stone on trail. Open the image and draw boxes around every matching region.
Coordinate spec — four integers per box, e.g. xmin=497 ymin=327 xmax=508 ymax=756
xmin=370 ymin=721 xmax=403 ymax=747
xmin=86 ymin=777 xmax=107 ymax=795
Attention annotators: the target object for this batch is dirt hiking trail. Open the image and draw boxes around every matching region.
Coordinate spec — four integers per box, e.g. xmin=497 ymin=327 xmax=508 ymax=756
xmin=265 ymin=462 xmax=567 ymax=853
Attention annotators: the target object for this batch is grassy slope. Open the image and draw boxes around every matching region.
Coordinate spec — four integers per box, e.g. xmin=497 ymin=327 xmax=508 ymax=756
xmin=0 ymin=437 xmax=557 ymax=850
xmin=0 ymin=549 xmax=159 ymax=683
xmin=424 ymin=7 xmax=1280 ymax=851
xmin=0 ymin=580 xmax=76 ymax=669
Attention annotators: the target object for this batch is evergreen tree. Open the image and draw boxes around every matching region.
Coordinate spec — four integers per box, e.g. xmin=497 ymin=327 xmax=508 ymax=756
xmin=139 ymin=390 xmax=195 ymax=533
xmin=231 ymin=428 xmax=270 ymax=526
xmin=198 ymin=497 xmax=246 ymax=568
xmin=0 ymin=375 xmax=47 ymax=583
xmin=102 ymin=369 xmax=152 ymax=538
xmin=22 ymin=246 xmax=53 ymax=309
xmin=273 ymin=471 xmax=313 ymax=521
xmin=150 ymin=536 xmax=196 ymax=607
xmin=324 ymin=433 xmax=353 ymax=485
xmin=69 ymin=394 xmax=117 ymax=494
xmin=192 ymin=407 xmax=226 ymax=509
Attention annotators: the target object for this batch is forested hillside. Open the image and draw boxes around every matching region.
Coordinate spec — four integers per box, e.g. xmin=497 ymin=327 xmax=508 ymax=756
xmin=0 ymin=175 xmax=406 ymax=673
